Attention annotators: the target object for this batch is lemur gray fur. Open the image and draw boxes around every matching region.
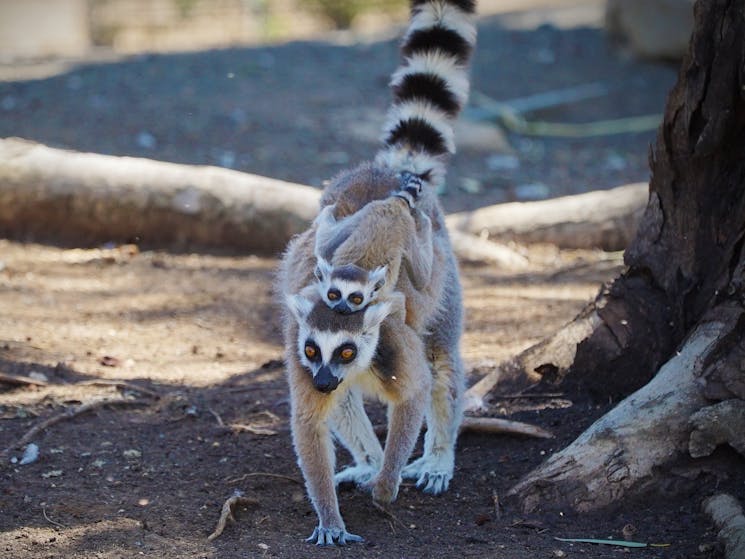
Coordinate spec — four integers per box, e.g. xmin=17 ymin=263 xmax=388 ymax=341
xmin=277 ymin=0 xmax=476 ymax=546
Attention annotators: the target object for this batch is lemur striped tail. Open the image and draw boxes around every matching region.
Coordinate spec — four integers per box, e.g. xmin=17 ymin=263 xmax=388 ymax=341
xmin=376 ymin=0 xmax=477 ymax=188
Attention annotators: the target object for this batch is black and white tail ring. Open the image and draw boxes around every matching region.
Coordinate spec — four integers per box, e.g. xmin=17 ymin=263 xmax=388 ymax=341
xmin=376 ymin=0 xmax=477 ymax=190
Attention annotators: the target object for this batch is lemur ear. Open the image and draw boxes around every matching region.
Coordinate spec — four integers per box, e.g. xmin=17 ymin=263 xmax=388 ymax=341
xmin=286 ymin=294 xmax=313 ymax=323
xmin=370 ymin=265 xmax=387 ymax=292
xmin=314 ymin=256 xmax=333 ymax=282
xmin=362 ymin=299 xmax=393 ymax=332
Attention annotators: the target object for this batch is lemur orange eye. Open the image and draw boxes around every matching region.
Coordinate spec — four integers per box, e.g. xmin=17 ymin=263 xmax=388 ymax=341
xmin=304 ymin=345 xmax=316 ymax=359
xmin=327 ymin=289 xmax=340 ymax=301
xmin=339 ymin=347 xmax=356 ymax=361
xmin=349 ymin=295 xmax=363 ymax=306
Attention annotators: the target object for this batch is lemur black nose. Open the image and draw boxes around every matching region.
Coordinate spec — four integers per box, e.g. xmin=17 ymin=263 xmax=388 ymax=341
xmin=334 ymin=301 xmax=352 ymax=314
xmin=313 ymin=366 xmax=340 ymax=393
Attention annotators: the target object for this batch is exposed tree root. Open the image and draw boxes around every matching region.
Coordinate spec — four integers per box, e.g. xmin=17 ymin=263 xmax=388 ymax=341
xmin=207 ymin=490 xmax=259 ymax=541
xmin=1 ymin=397 xmax=149 ymax=457
xmin=703 ymin=494 xmax=745 ymax=559
xmin=464 ymin=309 xmax=602 ymax=412
xmin=689 ymin=399 xmax=745 ymax=459
xmin=509 ymin=317 xmax=727 ymax=512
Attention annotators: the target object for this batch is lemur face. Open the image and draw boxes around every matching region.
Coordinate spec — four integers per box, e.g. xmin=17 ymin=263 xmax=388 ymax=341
xmin=314 ymin=259 xmax=387 ymax=315
xmin=286 ymin=294 xmax=392 ymax=393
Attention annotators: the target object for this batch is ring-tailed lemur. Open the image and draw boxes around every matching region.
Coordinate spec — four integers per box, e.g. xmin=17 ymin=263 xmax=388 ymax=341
xmin=277 ymin=0 xmax=476 ymax=546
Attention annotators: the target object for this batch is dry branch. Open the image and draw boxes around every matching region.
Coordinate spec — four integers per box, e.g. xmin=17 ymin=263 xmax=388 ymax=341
xmin=0 ymin=372 xmax=49 ymax=387
xmin=446 ymin=183 xmax=648 ymax=251
xmin=374 ymin=416 xmax=552 ymax=439
xmin=703 ymin=494 xmax=745 ymax=559
xmin=460 ymin=416 xmax=553 ymax=439
xmin=1 ymin=397 xmax=148 ymax=456
xmin=207 ymin=491 xmax=259 ymax=541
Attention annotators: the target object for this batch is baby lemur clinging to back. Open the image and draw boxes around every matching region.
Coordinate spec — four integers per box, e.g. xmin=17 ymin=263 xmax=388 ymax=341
xmin=311 ymin=177 xmax=433 ymax=319
xmin=277 ymin=0 xmax=476 ymax=546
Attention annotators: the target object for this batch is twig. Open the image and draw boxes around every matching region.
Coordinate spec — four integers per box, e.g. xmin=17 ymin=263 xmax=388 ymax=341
xmin=493 ymin=392 xmax=564 ymax=400
xmin=228 ymin=411 xmax=282 ymax=436
xmin=460 ymin=416 xmax=554 ymax=439
xmin=229 ymin=424 xmax=277 ymax=436
xmin=208 ymin=407 xmax=225 ymax=427
xmin=1 ymin=398 xmax=148 ymax=456
xmin=42 ymin=507 xmax=66 ymax=529
xmin=207 ymin=490 xmax=259 ymax=541
xmin=372 ymin=499 xmax=408 ymax=532
xmin=0 ymin=372 xmax=48 ymax=387
xmin=77 ymin=380 xmax=161 ymax=399
xmin=226 ymin=472 xmax=301 ymax=485
xmin=492 ymin=491 xmax=502 ymax=520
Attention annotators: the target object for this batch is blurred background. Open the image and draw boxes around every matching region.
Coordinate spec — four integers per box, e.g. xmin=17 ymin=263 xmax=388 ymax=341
xmin=0 ymin=0 xmax=691 ymax=211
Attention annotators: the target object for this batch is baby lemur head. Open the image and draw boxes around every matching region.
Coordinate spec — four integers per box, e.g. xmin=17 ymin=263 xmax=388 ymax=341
xmin=314 ymin=257 xmax=387 ymax=315
xmin=286 ymin=292 xmax=393 ymax=393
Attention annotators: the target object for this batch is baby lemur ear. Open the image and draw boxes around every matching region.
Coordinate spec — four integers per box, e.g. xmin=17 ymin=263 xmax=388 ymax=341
xmin=286 ymin=293 xmax=314 ymax=323
xmin=314 ymin=256 xmax=333 ymax=282
xmin=370 ymin=265 xmax=387 ymax=292
xmin=362 ymin=299 xmax=394 ymax=332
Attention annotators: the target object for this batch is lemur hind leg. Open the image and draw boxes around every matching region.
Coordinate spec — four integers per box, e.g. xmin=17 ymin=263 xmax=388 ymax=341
xmin=401 ymin=344 xmax=464 ymax=495
xmin=331 ymin=388 xmax=383 ymax=488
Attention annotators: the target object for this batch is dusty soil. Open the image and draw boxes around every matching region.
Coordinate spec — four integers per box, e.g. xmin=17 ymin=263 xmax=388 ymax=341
xmin=1 ymin=2 xmax=742 ymax=558
xmin=1 ymin=241 xmax=733 ymax=559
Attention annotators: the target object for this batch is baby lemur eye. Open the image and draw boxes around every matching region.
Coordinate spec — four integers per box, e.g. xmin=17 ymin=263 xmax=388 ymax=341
xmin=327 ymin=289 xmax=341 ymax=301
xmin=304 ymin=345 xmax=317 ymax=359
xmin=348 ymin=293 xmax=364 ymax=306
xmin=338 ymin=346 xmax=356 ymax=362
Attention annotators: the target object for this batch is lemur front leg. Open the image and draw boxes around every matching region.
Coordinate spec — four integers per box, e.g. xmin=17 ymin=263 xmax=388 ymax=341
xmin=288 ymin=358 xmax=363 ymax=545
xmin=331 ymin=388 xmax=384 ymax=488
xmin=369 ymin=322 xmax=431 ymax=504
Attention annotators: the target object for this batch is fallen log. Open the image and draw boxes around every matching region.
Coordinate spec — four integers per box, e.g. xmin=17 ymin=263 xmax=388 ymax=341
xmin=1 ymin=138 xmax=644 ymax=258
xmin=446 ymin=182 xmax=648 ymax=251
xmin=0 ymin=137 xmax=319 ymax=254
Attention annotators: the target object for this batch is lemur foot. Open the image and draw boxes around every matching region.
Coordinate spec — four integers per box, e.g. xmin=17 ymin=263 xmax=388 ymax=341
xmin=306 ymin=526 xmax=364 ymax=546
xmin=401 ymin=455 xmax=454 ymax=495
xmin=334 ymin=464 xmax=377 ymax=488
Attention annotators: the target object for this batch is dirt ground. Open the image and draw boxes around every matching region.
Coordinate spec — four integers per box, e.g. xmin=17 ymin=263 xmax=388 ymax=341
xmin=1 ymin=2 xmax=742 ymax=558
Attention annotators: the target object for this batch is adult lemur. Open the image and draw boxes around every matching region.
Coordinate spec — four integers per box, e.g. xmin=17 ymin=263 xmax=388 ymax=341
xmin=277 ymin=0 xmax=476 ymax=545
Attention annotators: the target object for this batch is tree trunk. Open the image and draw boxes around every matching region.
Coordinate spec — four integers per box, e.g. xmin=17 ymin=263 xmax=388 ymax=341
xmin=510 ymin=0 xmax=745 ymax=511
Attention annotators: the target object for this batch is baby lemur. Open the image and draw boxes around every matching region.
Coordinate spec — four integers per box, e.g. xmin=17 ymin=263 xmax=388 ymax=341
xmin=311 ymin=176 xmax=433 ymax=320
xmin=277 ymin=0 xmax=476 ymax=546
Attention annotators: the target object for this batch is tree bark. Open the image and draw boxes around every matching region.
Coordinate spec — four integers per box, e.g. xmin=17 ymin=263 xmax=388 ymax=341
xmin=510 ymin=0 xmax=745 ymax=511
xmin=561 ymin=0 xmax=745 ymax=400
